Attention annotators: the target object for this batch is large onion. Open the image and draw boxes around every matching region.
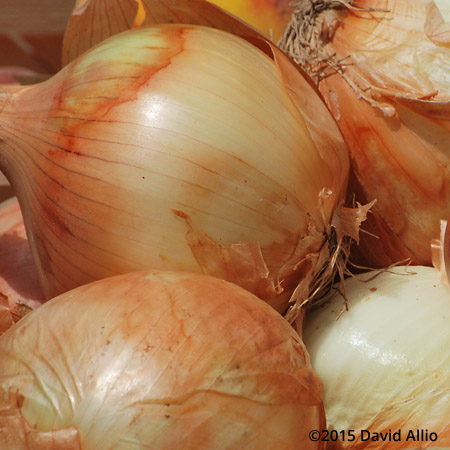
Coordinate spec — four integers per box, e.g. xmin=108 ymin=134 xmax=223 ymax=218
xmin=304 ymin=266 xmax=450 ymax=449
xmin=0 ymin=24 xmax=350 ymax=316
xmin=0 ymin=270 xmax=325 ymax=449
xmin=280 ymin=0 xmax=450 ymax=268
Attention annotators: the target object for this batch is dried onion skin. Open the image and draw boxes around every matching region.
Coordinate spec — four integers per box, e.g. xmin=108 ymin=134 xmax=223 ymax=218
xmin=0 ymin=197 xmax=44 ymax=335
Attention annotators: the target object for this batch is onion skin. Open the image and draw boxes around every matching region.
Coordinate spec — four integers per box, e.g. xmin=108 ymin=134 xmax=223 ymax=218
xmin=280 ymin=0 xmax=450 ymax=268
xmin=304 ymin=266 xmax=450 ymax=449
xmin=62 ymin=0 xmax=266 ymax=67
xmin=0 ymin=197 xmax=44 ymax=335
xmin=0 ymin=270 xmax=326 ymax=449
xmin=0 ymin=24 xmax=349 ymax=310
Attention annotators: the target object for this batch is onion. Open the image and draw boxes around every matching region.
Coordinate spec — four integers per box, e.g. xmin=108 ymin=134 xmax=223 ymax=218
xmin=0 ymin=23 xmax=351 ymax=316
xmin=0 ymin=270 xmax=325 ymax=449
xmin=303 ymin=266 xmax=450 ymax=449
xmin=280 ymin=0 xmax=450 ymax=268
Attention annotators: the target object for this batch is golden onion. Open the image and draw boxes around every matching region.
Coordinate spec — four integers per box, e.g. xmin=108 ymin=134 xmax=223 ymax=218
xmin=0 ymin=24 xmax=350 ymax=316
xmin=0 ymin=270 xmax=325 ymax=449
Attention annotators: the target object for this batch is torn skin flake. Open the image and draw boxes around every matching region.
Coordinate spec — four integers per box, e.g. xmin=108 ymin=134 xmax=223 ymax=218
xmin=172 ymin=199 xmax=373 ymax=321
xmin=431 ymin=219 xmax=450 ymax=287
xmin=0 ymin=292 xmax=13 ymax=336
xmin=0 ymin=390 xmax=82 ymax=449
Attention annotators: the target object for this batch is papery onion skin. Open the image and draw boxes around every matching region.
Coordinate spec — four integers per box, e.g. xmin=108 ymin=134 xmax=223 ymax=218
xmin=280 ymin=0 xmax=450 ymax=268
xmin=303 ymin=266 xmax=450 ymax=449
xmin=0 ymin=197 xmax=44 ymax=308
xmin=0 ymin=270 xmax=326 ymax=449
xmin=62 ymin=0 xmax=266 ymax=67
xmin=0 ymin=197 xmax=44 ymax=335
xmin=0 ymin=24 xmax=349 ymax=310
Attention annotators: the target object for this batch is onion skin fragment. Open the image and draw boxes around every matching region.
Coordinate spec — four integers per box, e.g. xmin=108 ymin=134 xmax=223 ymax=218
xmin=280 ymin=0 xmax=450 ymax=268
xmin=0 ymin=24 xmax=349 ymax=316
xmin=62 ymin=0 xmax=266 ymax=66
xmin=0 ymin=197 xmax=45 ymax=335
xmin=0 ymin=270 xmax=326 ymax=449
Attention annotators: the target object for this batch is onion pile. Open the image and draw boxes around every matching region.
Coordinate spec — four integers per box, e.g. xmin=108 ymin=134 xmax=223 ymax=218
xmin=1 ymin=0 xmax=449 ymax=447
xmin=278 ymin=2 xmax=450 ymax=447
xmin=0 ymin=270 xmax=325 ymax=449
xmin=0 ymin=2 xmax=349 ymax=445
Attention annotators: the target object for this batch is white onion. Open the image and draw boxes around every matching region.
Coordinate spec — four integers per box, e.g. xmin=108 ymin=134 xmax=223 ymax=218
xmin=304 ymin=266 xmax=450 ymax=449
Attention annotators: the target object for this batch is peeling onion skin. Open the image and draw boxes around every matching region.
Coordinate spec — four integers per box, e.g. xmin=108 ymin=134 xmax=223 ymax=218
xmin=62 ymin=0 xmax=266 ymax=67
xmin=0 ymin=197 xmax=45 ymax=335
xmin=0 ymin=24 xmax=349 ymax=308
xmin=303 ymin=266 xmax=450 ymax=450
xmin=280 ymin=0 xmax=450 ymax=268
xmin=0 ymin=270 xmax=326 ymax=449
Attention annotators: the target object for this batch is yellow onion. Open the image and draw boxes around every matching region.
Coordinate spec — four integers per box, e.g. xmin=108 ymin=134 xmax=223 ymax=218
xmin=304 ymin=266 xmax=450 ymax=449
xmin=280 ymin=0 xmax=450 ymax=268
xmin=0 ymin=197 xmax=44 ymax=335
xmin=0 ymin=270 xmax=325 ymax=449
xmin=0 ymin=23 xmax=351 ymax=316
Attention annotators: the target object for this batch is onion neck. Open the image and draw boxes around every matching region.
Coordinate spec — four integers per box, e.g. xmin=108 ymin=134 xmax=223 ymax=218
xmin=0 ymin=83 xmax=28 ymax=111
xmin=0 ymin=84 xmax=23 ymax=128
xmin=278 ymin=0 xmax=347 ymax=81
